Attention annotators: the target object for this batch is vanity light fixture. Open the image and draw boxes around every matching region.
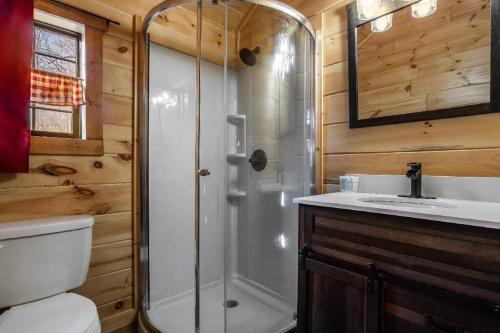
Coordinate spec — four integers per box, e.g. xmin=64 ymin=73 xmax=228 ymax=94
xmin=411 ymin=0 xmax=438 ymax=18
xmin=371 ymin=13 xmax=393 ymax=32
xmin=358 ymin=0 xmax=437 ymax=32
xmin=356 ymin=0 xmax=382 ymax=20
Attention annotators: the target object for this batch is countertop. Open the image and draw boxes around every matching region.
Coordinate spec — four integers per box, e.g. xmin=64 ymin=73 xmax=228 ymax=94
xmin=293 ymin=192 xmax=500 ymax=230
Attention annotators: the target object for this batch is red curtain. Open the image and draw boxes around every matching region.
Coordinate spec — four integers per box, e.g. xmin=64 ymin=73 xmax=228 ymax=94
xmin=0 ymin=0 xmax=33 ymax=173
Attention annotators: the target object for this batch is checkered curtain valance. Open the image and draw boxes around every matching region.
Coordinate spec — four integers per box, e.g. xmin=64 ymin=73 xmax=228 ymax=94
xmin=30 ymin=69 xmax=85 ymax=108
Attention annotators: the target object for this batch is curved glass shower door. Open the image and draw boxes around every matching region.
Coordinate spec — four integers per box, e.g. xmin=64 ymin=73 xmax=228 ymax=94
xmin=198 ymin=1 xmax=228 ymax=332
xmin=143 ymin=1 xmax=315 ymax=332
xmin=223 ymin=2 xmax=314 ymax=332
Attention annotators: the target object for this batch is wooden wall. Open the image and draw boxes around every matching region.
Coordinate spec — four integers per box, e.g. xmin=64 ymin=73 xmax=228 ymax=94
xmin=0 ymin=2 xmax=136 ymax=332
xmin=1 ymin=1 xmax=499 ymax=332
xmin=357 ymin=0 xmax=491 ymax=119
xmin=309 ymin=0 xmax=500 ymax=187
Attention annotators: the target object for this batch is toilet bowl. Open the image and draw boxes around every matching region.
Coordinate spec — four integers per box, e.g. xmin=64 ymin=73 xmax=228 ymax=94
xmin=0 ymin=216 xmax=100 ymax=333
xmin=0 ymin=293 xmax=99 ymax=333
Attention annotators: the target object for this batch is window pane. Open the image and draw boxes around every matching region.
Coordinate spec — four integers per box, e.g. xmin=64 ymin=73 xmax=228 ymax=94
xmin=32 ymin=109 xmax=73 ymax=134
xmin=34 ymin=54 xmax=77 ymax=76
xmin=34 ymin=26 xmax=77 ymax=61
xmin=31 ymin=22 xmax=82 ymax=138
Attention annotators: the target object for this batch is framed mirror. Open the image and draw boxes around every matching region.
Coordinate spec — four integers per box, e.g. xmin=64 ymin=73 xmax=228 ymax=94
xmin=347 ymin=0 xmax=500 ymax=128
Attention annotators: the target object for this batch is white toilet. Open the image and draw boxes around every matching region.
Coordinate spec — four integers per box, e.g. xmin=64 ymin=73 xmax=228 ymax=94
xmin=0 ymin=215 xmax=100 ymax=333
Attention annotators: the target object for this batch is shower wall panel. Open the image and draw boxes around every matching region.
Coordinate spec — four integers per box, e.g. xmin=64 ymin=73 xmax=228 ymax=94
xmin=149 ymin=44 xmax=237 ymax=304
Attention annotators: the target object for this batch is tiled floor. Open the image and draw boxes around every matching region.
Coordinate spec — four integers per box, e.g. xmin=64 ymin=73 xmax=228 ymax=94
xmin=148 ymin=277 xmax=295 ymax=333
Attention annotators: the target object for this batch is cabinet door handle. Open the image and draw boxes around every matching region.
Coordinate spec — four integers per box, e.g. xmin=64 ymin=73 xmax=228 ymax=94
xmin=425 ymin=314 xmax=464 ymax=333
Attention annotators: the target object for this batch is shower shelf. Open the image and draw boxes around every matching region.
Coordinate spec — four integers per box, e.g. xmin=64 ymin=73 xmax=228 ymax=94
xmin=226 ymin=114 xmax=246 ymax=162
xmin=227 ymin=114 xmax=246 ymax=123
xmin=226 ymin=153 xmax=246 ymax=162
xmin=226 ymin=190 xmax=247 ymax=199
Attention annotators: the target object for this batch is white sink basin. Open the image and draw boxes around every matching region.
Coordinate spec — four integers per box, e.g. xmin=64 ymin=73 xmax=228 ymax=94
xmin=293 ymin=192 xmax=500 ymax=230
xmin=358 ymin=197 xmax=457 ymax=209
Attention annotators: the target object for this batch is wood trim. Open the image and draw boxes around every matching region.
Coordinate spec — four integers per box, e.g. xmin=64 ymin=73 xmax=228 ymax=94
xmin=315 ymin=14 xmax=324 ymax=194
xmin=30 ymin=136 xmax=103 ymax=155
xmin=132 ymin=14 xmax=142 ymax=312
xmin=34 ymin=0 xmax=109 ymax=32
xmin=85 ymin=26 xmax=104 ymax=141
xmin=492 ymin=0 xmax=500 ymax=113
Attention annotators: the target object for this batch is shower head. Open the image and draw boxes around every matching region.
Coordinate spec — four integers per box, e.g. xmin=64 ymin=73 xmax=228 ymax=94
xmin=239 ymin=46 xmax=260 ymax=67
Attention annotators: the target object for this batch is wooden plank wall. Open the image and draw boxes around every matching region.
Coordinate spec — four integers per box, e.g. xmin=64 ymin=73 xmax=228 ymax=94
xmin=311 ymin=0 xmax=500 ymax=187
xmin=1 ymin=0 xmax=498 ymax=332
xmin=357 ymin=0 xmax=491 ymax=119
xmin=0 ymin=2 xmax=136 ymax=331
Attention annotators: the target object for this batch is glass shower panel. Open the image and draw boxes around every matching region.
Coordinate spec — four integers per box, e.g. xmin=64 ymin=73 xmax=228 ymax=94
xmin=146 ymin=4 xmax=198 ymax=332
xmin=198 ymin=1 xmax=229 ymax=332
xmin=143 ymin=2 xmax=314 ymax=332
xmin=224 ymin=2 xmax=315 ymax=333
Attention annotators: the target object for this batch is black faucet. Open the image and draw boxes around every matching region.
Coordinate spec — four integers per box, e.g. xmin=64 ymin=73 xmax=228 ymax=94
xmin=399 ymin=162 xmax=435 ymax=199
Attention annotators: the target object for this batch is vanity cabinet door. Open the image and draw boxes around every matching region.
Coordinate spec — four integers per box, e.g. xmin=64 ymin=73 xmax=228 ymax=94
xmin=383 ymin=282 xmax=500 ymax=333
xmin=297 ymin=257 xmax=378 ymax=333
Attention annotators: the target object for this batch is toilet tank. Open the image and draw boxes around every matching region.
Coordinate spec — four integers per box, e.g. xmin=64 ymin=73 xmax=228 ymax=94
xmin=0 ymin=215 xmax=93 ymax=308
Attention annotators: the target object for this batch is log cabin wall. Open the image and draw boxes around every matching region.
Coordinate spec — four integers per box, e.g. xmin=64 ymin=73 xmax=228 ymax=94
xmin=0 ymin=1 xmax=136 ymax=332
xmin=1 ymin=0 xmax=498 ymax=332
xmin=285 ymin=0 xmax=500 ymax=189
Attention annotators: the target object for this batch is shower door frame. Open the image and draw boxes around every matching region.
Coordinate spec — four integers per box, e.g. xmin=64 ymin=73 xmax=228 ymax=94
xmin=139 ymin=1 xmax=317 ymax=332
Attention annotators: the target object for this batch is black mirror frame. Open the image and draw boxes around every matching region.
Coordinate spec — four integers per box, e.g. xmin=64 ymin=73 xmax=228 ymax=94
xmin=347 ymin=0 xmax=500 ymax=128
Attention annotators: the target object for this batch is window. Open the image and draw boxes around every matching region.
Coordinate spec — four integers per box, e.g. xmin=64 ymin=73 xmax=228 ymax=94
xmin=31 ymin=21 xmax=83 ymax=138
xmin=30 ymin=0 xmax=108 ymax=156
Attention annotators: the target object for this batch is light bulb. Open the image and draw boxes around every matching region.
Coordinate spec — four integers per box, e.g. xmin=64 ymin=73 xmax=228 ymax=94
xmin=371 ymin=13 xmax=393 ymax=32
xmin=411 ymin=0 xmax=437 ymax=18
xmin=357 ymin=0 xmax=382 ymax=20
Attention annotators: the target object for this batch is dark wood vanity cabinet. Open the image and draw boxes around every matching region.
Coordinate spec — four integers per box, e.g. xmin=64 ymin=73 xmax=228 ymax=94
xmin=297 ymin=257 xmax=379 ymax=333
xmin=297 ymin=205 xmax=500 ymax=333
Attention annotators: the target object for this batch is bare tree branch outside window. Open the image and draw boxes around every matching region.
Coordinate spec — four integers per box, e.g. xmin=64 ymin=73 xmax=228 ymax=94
xmin=31 ymin=21 xmax=82 ymax=137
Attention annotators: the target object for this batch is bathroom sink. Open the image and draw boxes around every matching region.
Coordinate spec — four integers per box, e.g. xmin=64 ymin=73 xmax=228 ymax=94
xmin=358 ymin=197 xmax=457 ymax=209
xmin=294 ymin=193 xmax=500 ymax=229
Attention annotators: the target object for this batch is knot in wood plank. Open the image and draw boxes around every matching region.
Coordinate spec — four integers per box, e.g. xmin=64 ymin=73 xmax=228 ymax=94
xmin=40 ymin=163 xmax=77 ymax=176
xmin=75 ymin=186 xmax=95 ymax=197
xmin=118 ymin=154 xmax=132 ymax=161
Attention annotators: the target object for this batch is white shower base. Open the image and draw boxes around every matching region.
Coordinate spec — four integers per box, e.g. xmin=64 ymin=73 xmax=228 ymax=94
xmin=147 ymin=276 xmax=296 ymax=333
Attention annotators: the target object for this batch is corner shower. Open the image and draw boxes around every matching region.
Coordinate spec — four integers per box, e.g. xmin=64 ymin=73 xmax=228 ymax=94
xmin=139 ymin=1 xmax=316 ymax=332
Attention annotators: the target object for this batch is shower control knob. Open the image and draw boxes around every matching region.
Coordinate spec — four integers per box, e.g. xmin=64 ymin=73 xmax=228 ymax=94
xmin=198 ymin=169 xmax=211 ymax=177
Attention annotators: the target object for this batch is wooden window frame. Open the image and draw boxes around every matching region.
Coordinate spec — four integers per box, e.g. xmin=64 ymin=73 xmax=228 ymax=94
xmin=31 ymin=21 xmax=82 ymax=139
xmin=30 ymin=0 xmax=108 ymax=156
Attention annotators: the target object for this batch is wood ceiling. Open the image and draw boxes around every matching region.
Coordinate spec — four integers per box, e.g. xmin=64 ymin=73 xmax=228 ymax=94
xmin=55 ymin=0 xmax=325 ymax=40
xmin=58 ymin=0 xmax=340 ymax=39
xmin=55 ymin=0 xmax=324 ymax=67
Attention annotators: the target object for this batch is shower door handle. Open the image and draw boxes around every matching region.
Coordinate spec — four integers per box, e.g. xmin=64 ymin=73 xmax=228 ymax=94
xmin=198 ymin=169 xmax=211 ymax=177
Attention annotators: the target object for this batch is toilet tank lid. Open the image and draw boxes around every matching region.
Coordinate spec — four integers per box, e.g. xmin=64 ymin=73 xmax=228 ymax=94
xmin=0 ymin=215 xmax=94 ymax=240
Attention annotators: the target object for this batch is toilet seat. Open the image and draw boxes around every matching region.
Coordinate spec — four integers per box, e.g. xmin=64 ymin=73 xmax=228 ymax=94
xmin=0 ymin=292 xmax=100 ymax=333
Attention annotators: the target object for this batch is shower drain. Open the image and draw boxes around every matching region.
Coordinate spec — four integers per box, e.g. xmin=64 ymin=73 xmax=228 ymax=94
xmin=223 ymin=300 xmax=239 ymax=308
